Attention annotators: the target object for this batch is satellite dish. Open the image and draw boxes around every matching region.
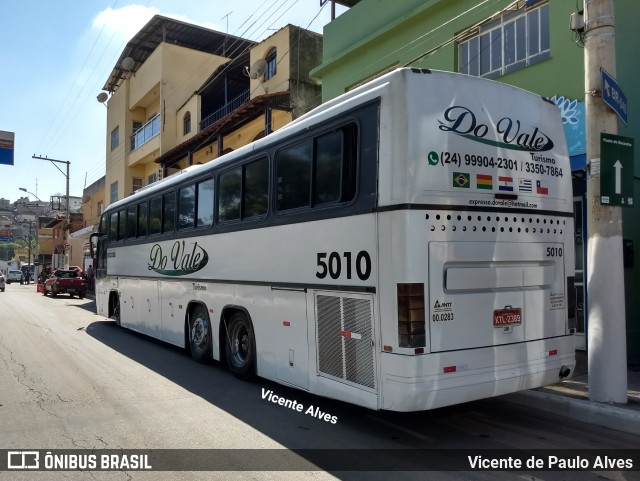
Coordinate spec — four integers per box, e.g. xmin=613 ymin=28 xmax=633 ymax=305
xmin=96 ymin=92 xmax=109 ymax=103
xmin=249 ymin=59 xmax=267 ymax=79
xmin=121 ymin=56 xmax=135 ymax=72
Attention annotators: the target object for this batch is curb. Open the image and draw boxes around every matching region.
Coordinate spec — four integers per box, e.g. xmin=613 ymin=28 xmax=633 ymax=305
xmin=502 ymin=389 xmax=640 ymax=437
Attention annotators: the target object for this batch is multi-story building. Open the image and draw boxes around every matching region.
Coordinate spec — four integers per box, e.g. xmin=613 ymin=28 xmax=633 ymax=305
xmin=69 ymin=176 xmax=106 ymax=270
xmin=310 ymin=0 xmax=640 ymax=359
xmin=157 ymin=24 xmax=322 ymax=173
xmin=101 ymin=16 xmax=255 ymax=203
xmin=100 ymin=16 xmax=322 ymax=204
xmin=47 ymin=213 xmax=84 ymax=270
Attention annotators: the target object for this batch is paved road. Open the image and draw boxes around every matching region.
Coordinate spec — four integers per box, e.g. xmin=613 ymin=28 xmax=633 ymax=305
xmin=1 ymin=282 xmax=638 ymax=480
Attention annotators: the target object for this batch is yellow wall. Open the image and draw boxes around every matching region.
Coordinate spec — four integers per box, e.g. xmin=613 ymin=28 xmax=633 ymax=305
xmin=105 ymin=81 xmax=128 ymax=205
xmin=159 ymin=44 xmax=227 ymax=155
xmin=82 ymin=186 xmax=105 ymax=227
xmin=129 ymin=48 xmax=162 ymax=109
xmin=272 ymin=109 xmax=292 ymax=131
xmin=192 ymin=143 xmax=216 ymax=165
xmin=177 ymin=95 xmax=200 ymax=143
xmin=190 ymin=109 xmax=292 ymax=165
xmin=104 ymin=42 xmax=228 ymax=206
xmin=38 ymin=228 xmax=54 ymax=257
xmin=250 ymin=26 xmax=291 ymax=96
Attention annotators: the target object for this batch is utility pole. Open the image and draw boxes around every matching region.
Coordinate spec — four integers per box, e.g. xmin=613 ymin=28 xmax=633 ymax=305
xmin=19 ymin=187 xmax=41 ymax=281
xmin=28 ymin=221 xmax=32 ymax=281
xmin=584 ymin=0 xmax=627 ymax=403
xmin=32 ymin=155 xmax=70 ymax=270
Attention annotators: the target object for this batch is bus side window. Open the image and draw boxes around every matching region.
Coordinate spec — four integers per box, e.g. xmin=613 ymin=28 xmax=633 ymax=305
xmin=316 ymin=125 xmax=357 ymax=205
xmin=275 ymin=124 xmax=357 ymax=213
xmin=179 ymin=185 xmax=196 ymax=230
xmin=219 ymin=168 xmax=241 ymax=222
xmin=315 ymin=130 xmax=343 ymax=205
xmin=149 ymin=196 xmax=161 ymax=235
xmin=276 ymin=141 xmax=312 ymax=211
xmin=109 ymin=212 xmax=118 ymax=241
xmin=243 ymin=157 xmax=269 ymax=218
xmin=137 ymin=201 xmax=148 ymax=238
xmin=162 ymin=192 xmax=175 ymax=234
xmin=126 ymin=205 xmax=137 ymax=239
xmin=196 ymin=178 xmax=214 ymax=227
xmin=117 ymin=209 xmax=126 ymax=241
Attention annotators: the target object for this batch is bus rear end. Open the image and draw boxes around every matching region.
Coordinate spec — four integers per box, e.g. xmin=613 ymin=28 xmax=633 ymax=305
xmin=376 ymin=69 xmax=575 ymax=411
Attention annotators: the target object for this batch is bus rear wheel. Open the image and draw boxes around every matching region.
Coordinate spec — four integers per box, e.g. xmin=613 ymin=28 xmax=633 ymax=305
xmin=225 ymin=312 xmax=256 ymax=380
xmin=189 ymin=305 xmax=212 ymax=363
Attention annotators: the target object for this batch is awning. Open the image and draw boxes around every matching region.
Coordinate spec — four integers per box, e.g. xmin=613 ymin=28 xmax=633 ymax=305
xmin=70 ymin=225 xmax=95 ymax=238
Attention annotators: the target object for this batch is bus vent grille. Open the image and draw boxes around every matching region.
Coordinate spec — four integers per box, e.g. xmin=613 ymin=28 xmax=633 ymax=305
xmin=425 ymin=213 xmax=566 ymax=236
xmin=315 ymin=292 xmax=376 ymax=391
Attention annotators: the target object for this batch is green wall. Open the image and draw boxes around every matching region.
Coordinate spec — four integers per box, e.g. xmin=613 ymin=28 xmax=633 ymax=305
xmin=314 ymin=0 xmax=584 ymax=102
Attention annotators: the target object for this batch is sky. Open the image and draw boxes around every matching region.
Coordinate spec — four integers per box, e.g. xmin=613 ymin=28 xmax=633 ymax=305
xmin=0 ymin=0 xmax=346 ymax=206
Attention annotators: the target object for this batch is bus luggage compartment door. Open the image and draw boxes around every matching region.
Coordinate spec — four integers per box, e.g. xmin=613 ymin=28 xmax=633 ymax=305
xmin=428 ymin=241 xmax=566 ymax=353
xmin=273 ymin=288 xmax=310 ymax=390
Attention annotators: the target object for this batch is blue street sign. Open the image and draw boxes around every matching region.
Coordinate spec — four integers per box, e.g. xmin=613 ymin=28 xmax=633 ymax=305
xmin=601 ymin=67 xmax=628 ymax=125
xmin=0 ymin=130 xmax=14 ymax=166
xmin=0 ymin=236 xmax=13 ymax=242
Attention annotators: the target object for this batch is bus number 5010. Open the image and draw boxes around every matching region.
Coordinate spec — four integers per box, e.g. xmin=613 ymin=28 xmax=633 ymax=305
xmin=316 ymin=251 xmax=372 ymax=281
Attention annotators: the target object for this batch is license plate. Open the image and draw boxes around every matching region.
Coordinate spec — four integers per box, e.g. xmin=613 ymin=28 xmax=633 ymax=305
xmin=493 ymin=307 xmax=522 ymax=327
xmin=66 ymin=289 xmax=76 ymax=293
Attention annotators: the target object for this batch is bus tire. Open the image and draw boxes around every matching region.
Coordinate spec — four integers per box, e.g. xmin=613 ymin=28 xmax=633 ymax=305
xmin=189 ymin=305 xmax=212 ymax=364
xmin=225 ymin=311 xmax=256 ymax=380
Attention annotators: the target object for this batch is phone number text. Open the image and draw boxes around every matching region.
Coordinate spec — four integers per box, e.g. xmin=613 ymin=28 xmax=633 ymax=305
xmin=433 ymin=152 xmax=564 ymax=177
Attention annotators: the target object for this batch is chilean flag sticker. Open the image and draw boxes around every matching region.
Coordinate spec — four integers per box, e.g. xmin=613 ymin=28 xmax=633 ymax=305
xmin=498 ymin=176 xmax=514 ymax=192
xmin=536 ymin=180 xmax=549 ymax=195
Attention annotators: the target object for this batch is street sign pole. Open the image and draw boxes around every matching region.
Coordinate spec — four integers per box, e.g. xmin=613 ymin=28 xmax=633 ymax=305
xmin=584 ymin=0 xmax=627 ymax=404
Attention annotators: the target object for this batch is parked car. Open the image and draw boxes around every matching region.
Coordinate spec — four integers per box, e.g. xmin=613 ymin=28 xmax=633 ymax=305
xmin=43 ymin=270 xmax=87 ymax=298
xmin=6 ymin=270 xmax=24 ymax=284
xmin=0 ymin=274 xmax=5 ymax=292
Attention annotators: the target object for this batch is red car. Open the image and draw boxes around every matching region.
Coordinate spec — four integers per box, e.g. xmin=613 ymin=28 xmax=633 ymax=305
xmin=44 ymin=270 xmax=87 ymax=298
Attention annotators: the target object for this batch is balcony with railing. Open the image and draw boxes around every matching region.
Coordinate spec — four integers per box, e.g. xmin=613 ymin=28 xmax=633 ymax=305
xmin=131 ymin=115 xmax=160 ymax=151
xmin=200 ymin=90 xmax=250 ymax=131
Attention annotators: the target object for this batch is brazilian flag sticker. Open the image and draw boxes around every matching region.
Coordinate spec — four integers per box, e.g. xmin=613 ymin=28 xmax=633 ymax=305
xmin=452 ymin=172 xmax=470 ymax=188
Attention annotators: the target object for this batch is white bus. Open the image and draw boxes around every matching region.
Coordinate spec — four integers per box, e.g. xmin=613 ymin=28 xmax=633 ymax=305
xmin=92 ymin=68 xmax=575 ymax=411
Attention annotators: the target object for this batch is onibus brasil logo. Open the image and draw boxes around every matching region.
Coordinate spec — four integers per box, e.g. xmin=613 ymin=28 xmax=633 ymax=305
xmin=148 ymin=240 xmax=209 ymax=276
xmin=438 ymin=105 xmax=554 ymax=152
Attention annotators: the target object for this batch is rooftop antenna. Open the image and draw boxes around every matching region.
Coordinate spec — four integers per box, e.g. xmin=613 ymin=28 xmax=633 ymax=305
xmin=221 ymin=11 xmax=232 ymax=56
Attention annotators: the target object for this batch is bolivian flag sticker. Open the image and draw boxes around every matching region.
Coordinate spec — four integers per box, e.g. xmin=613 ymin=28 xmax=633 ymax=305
xmin=453 ymin=172 xmax=470 ymax=188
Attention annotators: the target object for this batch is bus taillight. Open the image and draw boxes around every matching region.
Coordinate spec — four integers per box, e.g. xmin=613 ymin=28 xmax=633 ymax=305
xmin=397 ymin=283 xmax=426 ymax=348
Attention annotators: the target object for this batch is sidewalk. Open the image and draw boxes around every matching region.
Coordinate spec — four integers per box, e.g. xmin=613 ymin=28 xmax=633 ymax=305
xmin=503 ymin=350 xmax=640 ymax=436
